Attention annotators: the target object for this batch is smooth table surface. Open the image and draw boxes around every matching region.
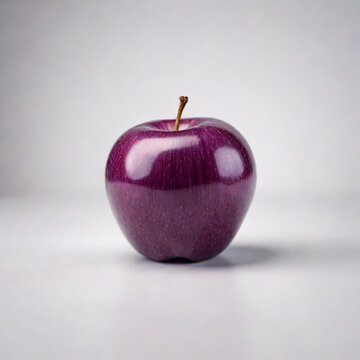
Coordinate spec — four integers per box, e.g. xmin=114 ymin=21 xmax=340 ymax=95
xmin=0 ymin=194 xmax=359 ymax=360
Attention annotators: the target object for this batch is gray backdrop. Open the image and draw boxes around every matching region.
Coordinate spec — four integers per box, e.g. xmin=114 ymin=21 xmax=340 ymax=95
xmin=1 ymin=0 xmax=359 ymax=197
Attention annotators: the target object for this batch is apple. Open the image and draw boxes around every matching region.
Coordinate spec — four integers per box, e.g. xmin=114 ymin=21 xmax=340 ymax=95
xmin=105 ymin=97 xmax=256 ymax=261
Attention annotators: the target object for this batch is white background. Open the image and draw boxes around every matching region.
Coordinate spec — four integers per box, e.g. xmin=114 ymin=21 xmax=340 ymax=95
xmin=1 ymin=1 xmax=359 ymax=359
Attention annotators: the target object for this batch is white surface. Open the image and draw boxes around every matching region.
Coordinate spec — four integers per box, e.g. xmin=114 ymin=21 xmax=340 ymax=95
xmin=1 ymin=194 xmax=359 ymax=360
xmin=1 ymin=0 xmax=360 ymax=196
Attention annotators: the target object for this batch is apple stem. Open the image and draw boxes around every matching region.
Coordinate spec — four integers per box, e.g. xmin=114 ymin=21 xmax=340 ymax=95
xmin=174 ymin=96 xmax=189 ymax=131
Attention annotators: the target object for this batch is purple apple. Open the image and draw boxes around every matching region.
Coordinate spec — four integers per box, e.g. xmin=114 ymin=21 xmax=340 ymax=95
xmin=105 ymin=97 xmax=256 ymax=261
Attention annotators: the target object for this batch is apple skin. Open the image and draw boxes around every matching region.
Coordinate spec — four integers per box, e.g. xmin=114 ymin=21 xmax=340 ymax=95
xmin=105 ymin=118 xmax=256 ymax=262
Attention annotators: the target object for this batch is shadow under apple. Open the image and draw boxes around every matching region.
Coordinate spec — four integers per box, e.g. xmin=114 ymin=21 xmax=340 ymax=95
xmin=152 ymin=243 xmax=280 ymax=268
xmin=132 ymin=237 xmax=360 ymax=269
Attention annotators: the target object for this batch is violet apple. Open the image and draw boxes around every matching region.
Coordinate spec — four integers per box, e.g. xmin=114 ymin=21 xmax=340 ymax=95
xmin=105 ymin=97 xmax=256 ymax=261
